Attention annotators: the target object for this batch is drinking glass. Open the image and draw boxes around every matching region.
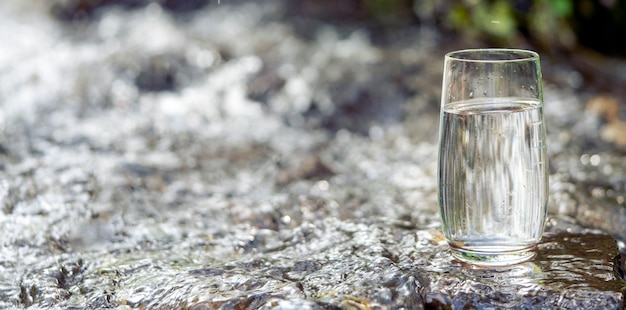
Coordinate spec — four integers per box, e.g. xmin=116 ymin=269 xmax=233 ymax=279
xmin=438 ymin=49 xmax=548 ymax=266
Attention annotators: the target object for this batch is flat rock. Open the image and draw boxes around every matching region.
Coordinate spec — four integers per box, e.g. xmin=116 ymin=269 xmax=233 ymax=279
xmin=12 ymin=219 xmax=624 ymax=309
xmin=424 ymin=232 xmax=626 ymax=309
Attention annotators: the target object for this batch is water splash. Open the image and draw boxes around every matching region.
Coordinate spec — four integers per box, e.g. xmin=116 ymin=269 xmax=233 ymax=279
xmin=0 ymin=0 xmax=624 ymax=308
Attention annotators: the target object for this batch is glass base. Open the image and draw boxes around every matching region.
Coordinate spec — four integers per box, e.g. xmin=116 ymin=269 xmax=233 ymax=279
xmin=449 ymin=243 xmax=536 ymax=267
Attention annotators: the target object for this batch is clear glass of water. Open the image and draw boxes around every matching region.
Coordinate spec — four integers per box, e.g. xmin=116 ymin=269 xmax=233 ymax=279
xmin=438 ymin=49 xmax=548 ymax=266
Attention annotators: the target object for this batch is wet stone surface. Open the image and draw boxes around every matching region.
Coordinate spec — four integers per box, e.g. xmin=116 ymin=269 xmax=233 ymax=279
xmin=9 ymin=220 xmax=626 ymax=309
xmin=1 ymin=0 xmax=626 ymax=309
xmin=424 ymin=232 xmax=625 ymax=309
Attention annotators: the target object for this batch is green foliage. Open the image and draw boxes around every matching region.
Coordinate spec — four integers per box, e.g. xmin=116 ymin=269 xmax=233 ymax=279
xmin=448 ymin=0 xmax=517 ymax=43
xmin=550 ymin=0 xmax=574 ymax=17
xmin=414 ymin=0 xmax=578 ymax=52
xmin=363 ymin=0 xmax=415 ymax=25
xmin=350 ymin=0 xmax=624 ymax=55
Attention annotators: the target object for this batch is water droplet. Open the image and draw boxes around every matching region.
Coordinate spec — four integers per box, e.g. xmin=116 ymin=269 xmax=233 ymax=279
xmin=315 ymin=180 xmax=329 ymax=191
xmin=590 ymin=154 xmax=601 ymax=166
xmin=469 ymin=91 xmax=474 ymax=98
xmin=483 ymin=90 xmax=487 ymax=96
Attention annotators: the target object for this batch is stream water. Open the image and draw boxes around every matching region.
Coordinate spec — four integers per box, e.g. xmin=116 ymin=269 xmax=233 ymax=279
xmin=0 ymin=0 xmax=625 ymax=308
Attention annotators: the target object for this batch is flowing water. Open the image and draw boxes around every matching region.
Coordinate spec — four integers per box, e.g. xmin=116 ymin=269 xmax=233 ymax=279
xmin=0 ymin=0 xmax=624 ymax=308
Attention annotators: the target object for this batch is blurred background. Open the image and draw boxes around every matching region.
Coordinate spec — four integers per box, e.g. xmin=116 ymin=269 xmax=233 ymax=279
xmin=30 ymin=0 xmax=626 ymax=140
xmin=50 ymin=0 xmax=626 ymax=91
xmin=2 ymin=0 xmax=626 ymax=308
xmin=294 ymin=0 xmax=626 ymax=94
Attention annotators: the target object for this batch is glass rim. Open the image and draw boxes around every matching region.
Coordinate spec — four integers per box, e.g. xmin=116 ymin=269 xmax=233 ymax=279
xmin=445 ymin=48 xmax=539 ymax=63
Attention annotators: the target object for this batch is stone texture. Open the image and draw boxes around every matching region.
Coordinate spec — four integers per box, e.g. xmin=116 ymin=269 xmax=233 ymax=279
xmin=11 ymin=218 xmax=625 ymax=309
xmin=423 ymin=232 xmax=625 ymax=309
xmin=1 ymin=1 xmax=625 ymax=309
